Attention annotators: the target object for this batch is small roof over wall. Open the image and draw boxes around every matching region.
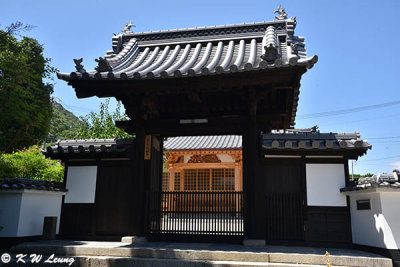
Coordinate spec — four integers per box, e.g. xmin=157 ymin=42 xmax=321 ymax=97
xmin=341 ymin=171 xmax=400 ymax=192
xmin=44 ymin=139 xmax=134 ymax=160
xmin=262 ymin=131 xmax=371 ymax=157
xmin=0 ymin=178 xmax=66 ymax=192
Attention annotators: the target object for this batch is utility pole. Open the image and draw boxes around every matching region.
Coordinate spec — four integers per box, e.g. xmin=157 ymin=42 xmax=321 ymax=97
xmin=351 ymin=160 xmax=354 ymax=180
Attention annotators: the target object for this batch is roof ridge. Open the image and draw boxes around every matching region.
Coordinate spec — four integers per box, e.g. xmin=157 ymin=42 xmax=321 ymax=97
xmin=124 ymin=20 xmax=287 ymax=37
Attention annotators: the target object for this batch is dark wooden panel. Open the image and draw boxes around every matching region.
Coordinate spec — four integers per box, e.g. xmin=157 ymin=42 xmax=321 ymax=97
xmin=305 ymin=206 xmax=351 ymax=244
xmin=60 ymin=204 xmax=94 ymax=236
xmin=263 ymin=159 xmax=305 ymax=241
xmin=95 ymin=162 xmax=134 ymax=236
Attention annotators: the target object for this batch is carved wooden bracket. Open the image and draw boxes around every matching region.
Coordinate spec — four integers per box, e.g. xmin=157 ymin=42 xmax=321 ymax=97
xmin=188 ymin=154 xmax=221 ymax=163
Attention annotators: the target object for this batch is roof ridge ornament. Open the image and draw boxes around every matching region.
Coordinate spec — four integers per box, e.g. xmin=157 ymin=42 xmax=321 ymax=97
xmin=95 ymin=57 xmax=112 ymax=72
xmin=122 ymin=20 xmax=136 ymax=34
xmin=73 ymin=58 xmax=86 ymax=73
xmin=274 ymin=5 xmax=288 ymax=20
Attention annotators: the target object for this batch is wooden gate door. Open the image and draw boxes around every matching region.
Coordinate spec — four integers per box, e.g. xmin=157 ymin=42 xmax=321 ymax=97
xmin=264 ymin=159 xmax=305 ymax=242
xmin=95 ymin=161 xmax=134 ymax=237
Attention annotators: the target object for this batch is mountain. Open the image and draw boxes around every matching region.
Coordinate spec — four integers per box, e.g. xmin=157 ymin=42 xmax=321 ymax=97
xmin=46 ymin=101 xmax=81 ymax=144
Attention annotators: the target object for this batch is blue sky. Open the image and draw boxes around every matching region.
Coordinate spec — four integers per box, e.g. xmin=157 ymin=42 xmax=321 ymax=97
xmin=1 ymin=0 xmax=399 ymax=175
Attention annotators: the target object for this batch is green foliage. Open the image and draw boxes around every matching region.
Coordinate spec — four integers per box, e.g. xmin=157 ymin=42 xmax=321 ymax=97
xmin=351 ymin=173 xmax=375 ymax=179
xmin=0 ymin=146 xmax=64 ymax=182
xmin=73 ymin=99 xmax=132 ymax=139
xmin=0 ymin=28 xmax=57 ymax=153
xmin=47 ymin=100 xmax=81 ymax=144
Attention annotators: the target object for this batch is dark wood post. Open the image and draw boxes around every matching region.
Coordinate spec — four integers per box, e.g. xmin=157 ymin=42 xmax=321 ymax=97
xmin=242 ymin=119 xmax=259 ymax=239
xmin=133 ymin=121 xmax=146 ymax=236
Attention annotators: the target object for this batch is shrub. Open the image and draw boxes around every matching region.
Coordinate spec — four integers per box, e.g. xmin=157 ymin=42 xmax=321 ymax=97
xmin=0 ymin=146 xmax=64 ymax=182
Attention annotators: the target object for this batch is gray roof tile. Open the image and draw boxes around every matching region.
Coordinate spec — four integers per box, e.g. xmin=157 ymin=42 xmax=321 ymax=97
xmin=341 ymin=171 xmax=400 ymax=192
xmin=262 ymin=132 xmax=371 ymax=153
xmin=164 ymin=135 xmax=242 ymax=150
xmin=0 ymin=178 xmax=67 ymax=192
xmin=44 ymin=139 xmax=134 ymax=157
xmin=58 ymin=16 xmax=317 ymax=81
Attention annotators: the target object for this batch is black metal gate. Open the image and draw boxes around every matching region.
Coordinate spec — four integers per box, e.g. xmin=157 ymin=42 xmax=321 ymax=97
xmin=148 ymin=191 xmax=244 ymax=237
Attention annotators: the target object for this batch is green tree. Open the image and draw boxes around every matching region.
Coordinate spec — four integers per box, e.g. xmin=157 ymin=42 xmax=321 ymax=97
xmin=0 ymin=24 xmax=56 ymax=153
xmin=47 ymin=100 xmax=81 ymax=144
xmin=73 ymin=99 xmax=132 ymax=139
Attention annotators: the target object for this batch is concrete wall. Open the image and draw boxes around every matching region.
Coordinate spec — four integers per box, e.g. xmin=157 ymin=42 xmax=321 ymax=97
xmin=0 ymin=190 xmax=64 ymax=237
xmin=306 ymin=164 xmax=347 ymax=206
xmin=64 ymin=166 xmax=97 ymax=203
xmin=349 ymin=191 xmax=400 ymax=249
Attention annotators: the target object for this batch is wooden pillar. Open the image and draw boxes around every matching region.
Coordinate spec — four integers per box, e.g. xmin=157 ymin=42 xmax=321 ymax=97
xmin=168 ymin=168 xmax=175 ymax=191
xmin=234 ymin=164 xmax=241 ymax=191
xmin=242 ymin=120 xmax=260 ymax=239
xmin=133 ymin=121 xmax=146 ymax=235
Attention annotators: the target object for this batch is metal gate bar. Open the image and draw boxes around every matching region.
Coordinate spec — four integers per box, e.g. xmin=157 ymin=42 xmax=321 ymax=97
xmin=149 ymin=191 xmax=244 ymax=235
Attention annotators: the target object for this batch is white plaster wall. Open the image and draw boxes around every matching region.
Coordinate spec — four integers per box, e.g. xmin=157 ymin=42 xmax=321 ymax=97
xmin=17 ymin=191 xmax=63 ymax=237
xmin=306 ymin=164 xmax=347 ymax=206
xmin=0 ymin=192 xmax=21 ymax=237
xmin=349 ymin=191 xmax=400 ymax=249
xmin=379 ymin=193 xmax=400 ymax=249
xmin=64 ymin=166 xmax=97 ymax=203
xmin=0 ymin=190 xmax=64 ymax=237
xmin=350 ymin=192 xmax=384 ymax=248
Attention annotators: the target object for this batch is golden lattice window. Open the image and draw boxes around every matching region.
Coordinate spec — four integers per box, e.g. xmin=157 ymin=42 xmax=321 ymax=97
xmin=174 ymin=172 xmax=181 ymax=190
xmin=183 ymin=168 xmax=235 ymax=191
xmin=184 ymin=169 xmax=196 ymax=190
xmin=162 ymin=172 xmax=169 ymax=191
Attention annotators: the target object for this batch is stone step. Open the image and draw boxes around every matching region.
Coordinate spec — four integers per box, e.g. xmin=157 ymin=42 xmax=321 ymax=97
xmin=10 ymin=241 xmax=393 ymax=267
xmin=2 ymin=255 xmax=342 ymax=267
xmin=73 ymin=256 xmax=340 ymax=267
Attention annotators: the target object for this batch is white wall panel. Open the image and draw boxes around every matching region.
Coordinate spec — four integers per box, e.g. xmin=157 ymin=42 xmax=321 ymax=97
xmin=65 ymin=166 xmax=97 ymax=203
xmin=349 ymin=192 xmax=400 ymax=249
xmin=17 ymin=191 xmax=63 ymax=236
xmin=0 ymin=190 xmax=64 ymax=237
xmin=306 ymin=164 xmax=347 ymax=206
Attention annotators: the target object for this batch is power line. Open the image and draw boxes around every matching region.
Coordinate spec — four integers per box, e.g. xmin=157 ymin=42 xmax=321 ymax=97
xmin=53 ymin=97 xmax=95 ymax=113
xmin=366 ymin=136 xmax=400 ymax=140
xmin=317 ymin=112 xmax=400 ymax=126
xmin=297 ymin=100 xmax=400 ymax=119
xmin=359 ymin=155 xmax=400 ymax=162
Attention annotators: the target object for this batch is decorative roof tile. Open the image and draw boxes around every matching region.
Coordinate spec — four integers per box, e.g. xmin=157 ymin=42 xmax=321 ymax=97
xmin=57 ymin=11 xmax=317 ymax=81
xmin=44 ymin=139 xmax=134 ymax=158
xmin=0 ymin=178 xmax=67 ymax=192
xmin=262 ymin=132 xmax=371 ymax=154
xmin=341 ymin=171 xmax=400 ymax=192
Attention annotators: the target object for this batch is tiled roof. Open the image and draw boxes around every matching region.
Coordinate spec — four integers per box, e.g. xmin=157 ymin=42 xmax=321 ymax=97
xmin=44 ymin=139 xmax=134 ymax=158
xmin=0 ymin=178 xmax=67 ymax=192
xmin=164 ymin=135 xmax=242 ymax=150
xmin=262 ymin=132 xmax=371 ymax=152
xmin=57 ymin=13 xmax=317 ymax=81
xmin=341 ymin=172 xmax=400 ymax=192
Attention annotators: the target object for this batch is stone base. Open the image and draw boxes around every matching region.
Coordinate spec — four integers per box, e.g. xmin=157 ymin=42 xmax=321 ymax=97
xmin=121 ymin=236 xmax=147 ymax=244
xmin=243 ymin=239 xmax=266 ymax=247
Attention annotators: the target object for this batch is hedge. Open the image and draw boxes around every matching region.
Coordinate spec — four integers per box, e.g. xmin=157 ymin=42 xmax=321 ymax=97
xmin=0 ymin=146 xmax=64 ymax=182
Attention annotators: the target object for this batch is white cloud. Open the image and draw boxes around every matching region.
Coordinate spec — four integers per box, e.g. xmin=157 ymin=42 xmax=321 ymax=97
xmin=388 ymin=161 xmax=400 ymax=171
